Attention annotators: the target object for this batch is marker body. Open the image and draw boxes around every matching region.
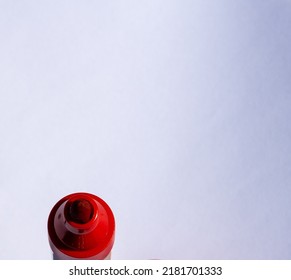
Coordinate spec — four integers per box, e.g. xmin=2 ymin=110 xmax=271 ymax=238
xmin=48 ymin=192 xmax=115 ymax=260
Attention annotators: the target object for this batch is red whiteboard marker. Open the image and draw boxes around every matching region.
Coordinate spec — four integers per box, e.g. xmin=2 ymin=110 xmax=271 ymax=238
xmin=48 ymin=192 xmax=115 ymax=260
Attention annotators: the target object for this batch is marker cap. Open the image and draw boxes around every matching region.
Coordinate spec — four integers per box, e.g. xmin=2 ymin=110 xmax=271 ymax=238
xmin=48 ymin=192 xmax=115 ymax=259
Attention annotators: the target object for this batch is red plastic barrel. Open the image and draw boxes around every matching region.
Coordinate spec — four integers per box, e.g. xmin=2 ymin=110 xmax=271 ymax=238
xmin=48 ymin=192 xmax=115 ymax=259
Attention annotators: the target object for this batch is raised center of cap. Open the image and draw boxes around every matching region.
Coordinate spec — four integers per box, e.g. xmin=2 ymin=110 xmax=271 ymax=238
xmin=69 ymin=199 xmax=94 ymax=224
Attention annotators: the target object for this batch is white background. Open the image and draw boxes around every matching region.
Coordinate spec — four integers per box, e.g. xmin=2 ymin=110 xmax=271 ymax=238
xmin=0 ymin=0 xmax=291 ymax=259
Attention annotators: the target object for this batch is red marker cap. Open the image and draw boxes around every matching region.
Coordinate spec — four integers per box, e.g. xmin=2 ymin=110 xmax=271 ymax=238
xmin=48 ymin=192 xmax=115 ymax=259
